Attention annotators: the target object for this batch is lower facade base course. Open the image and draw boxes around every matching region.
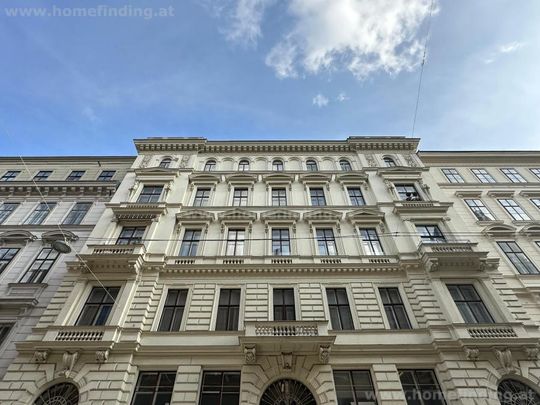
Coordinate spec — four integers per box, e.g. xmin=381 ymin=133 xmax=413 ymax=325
xmin=0 ymin=351 xmax=538 ymax=404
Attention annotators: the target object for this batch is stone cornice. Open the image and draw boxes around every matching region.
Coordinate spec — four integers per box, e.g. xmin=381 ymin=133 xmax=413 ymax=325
xmin=0 ymin=181 xmax=118 ymax=197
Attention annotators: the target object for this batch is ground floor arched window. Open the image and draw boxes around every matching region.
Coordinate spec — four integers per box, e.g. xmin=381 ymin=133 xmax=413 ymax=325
xmin=34 ymin=382 xmax=79 ymax=405
xmin=498 ymin=379 xmax=540 ymax=405
xmin=260 ymin=379 xmax=317 ymax=405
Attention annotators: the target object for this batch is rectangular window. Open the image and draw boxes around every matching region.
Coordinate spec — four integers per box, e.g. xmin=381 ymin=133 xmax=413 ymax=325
xmin=348 ymin=187 xmax=365 ymax=206
xmin=498 ymin=199 xmax=530 ymax=221
xmin=199 ymin=371 xmax=241 ymax=405
xmin=0 ymin=203 xmax=19 ymax=224
xmin=66 ymin=170 xmax=85 ymax=181
xmin=326 ymin=288 xmax=354 ymax=330
xmin=24 ymin=202 xmax=55 ymax=225
xmin=158 ymin=289 xmax=188 ymax=331
xmin=532 ymin=198 xmax=540 ymax=210
xmin=442 ymin=168 xmax=464 ymax=183
xmin=63 ymin=202 xmax=92 ymax=225
xmin=498 ymin=241 xmax=539 ymax=274
xmin=501 ymin=168 xmax=527 ymax=183
xmin=20 ymin=248 xmax=59 ymax=283
xmin=310 ymin=187 xmax=326 ymax=206
xmin=395 ymin=184 xmax=421 ymax=201
xmin=0 ymin=248 xmax=19 ymax=274
xmin=379 ymin=287 xmax=412 ymax=329
xmin=416 ymin=225 xmax=446 ymax=243
xmin=117 ymin=227 xmax=145 ymax=245
xmin=447 ymin=284 xmax=494 ymax=324
xmin=179 ymin=229 xmax=201 ymax=256
xmin=359 ymin=228 xmax=384 ymax=255
xmin=33 ymin=170 xmax=52 ymax=181
xmin=399 ymin=369 xmax=446 ymax=405
xmin=76 ymin=286 xmax=120 ymax=326
xmin=464 ymin=199 xmax=495 ymax=221
xmin=0 ymin=170 xmax=20 ymax=181
xmin=193 ymin=188 xmax=211 ymax=207
xmin=317 ymin=228 xmax=337 ymax=255
xmin=137 ymin=185 xmax=163 ymax=203
xmin=273 ymin=288 xmax=295 ymax=321
xmin=131 ymin=371 xmax=176 ymax=405
xmin=471 ymin=168 xmax=495 ymax=183
xmin=271 ymin=188 xmax=287 ymax=206
xmin=531 ymin=168 xmax=540 ymax=180
xmin=216 ymin=289 xmax=241 ymax=331
xmin=226 ymin=229 xmax=245 ymax=256
xmin=271 ymin=228 xmax=291 ymax=256
xmin=97 ymin=170 xmax=116 ymax=181
xmin=333 ymin=370 xmax=377 ymax=405
xmin=0 ymin=324 xmax=12 ymax=346
xmin=232 ymin=188 xmax=248 ymax=206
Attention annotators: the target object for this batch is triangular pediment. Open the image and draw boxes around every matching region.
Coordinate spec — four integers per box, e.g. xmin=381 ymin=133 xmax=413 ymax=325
xmin=226 ymin=174 xmax=257 ymax=183
xmin=176 ymin=209 xmax=215 ymax=222
xmin=262 ymin=173 xmax=294 ymax=183
xmin=260 ymin=209 xmax=300 ymax=221
xmin=218 ymin=208 xmax=257 ymax=221
xmin=299 ymin=173 xmax=331 ymax=183
xmin=0 ymin=230 xmax=37 ymax=244
xmin=189 ymin=173 xmax=221 ymax=184
xmin=336 ymin=173 xmax=368 ymax=183
xmin=346 ymin=208 xmax=384 ymax=223
xmin=303 ymin=209 xmax=342 ymax=221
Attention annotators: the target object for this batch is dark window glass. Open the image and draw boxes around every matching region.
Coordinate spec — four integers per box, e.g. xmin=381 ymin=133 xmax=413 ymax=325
xmin=131 ymin=371 xmax=176 ymax=405
xmin=306 ymin=160 xmax=318 ymax=171
xmin=232 ymin=188 xmax=248 ymax=206
xmin=117 ymin=227 xmax=146 ymax=245
xmin=379 ymin=287 xmax=412 ymax=329
xmin=416 ymin=225 xmax=446 ymax=243
xmin=348 ymin=187 xmax=365 ymax=206
xmin=501 ymin=168 xmax=526 ymax=183
xmin=199 ymin=371 xmax=241 ymax=405
xmin=97 ymin=170 xmax=116 ymax=181
xmin=159 ymin=158 xmax=171 ymax=168
xmin=0 ymin=324 xmax=12 ymax=346
xmin=204 ymin=160 xmax=216 ymax=171
xmin=272 ymin=228 xmax=291 ymax=256
xmin=395 ymin=184 xmax=421 ymax=201
xmin=447 ymin=284 xmax=494 ymax=324
xmin=497 ymin=241 xmax=539 ymax=274
xmin=0 ymin=248 xmax=19 ymax=274
xmin=383 ymin=157 xmax=397 ymax=167
xmin=0 ymin=203 xmax=19 ymax=224
xmin=359 ymin=228 xmax=384 ymax=255
xmin=273 ymin=160 xmax=284 ymax=171
xmin=76 ymin=287 xmax=120 ymax=326
xmin=63 ymin=202 xmax=92 ymax=225
xmin=0 ymin=170 xmax=20 ymax=181
xmin=340 ymin=160 xmax=352 ymax=171
xmin=310 ymin=188 xmax=326 ymax=206
xmin=33 ymin=170 xmax=52 ymax=181
xmin=464 ymin=199 xmax=495 ymax=221
xmin=399 ymin=369 xmax=446 ymax=405
xmin=334 ymin=370 xmax=377 ymax=405
xmin=226 ymin=229 xmax=245 ymax=256
xmin=471 ymin=168 xmax=495 ymax=183
xmin=66 ymin=170 xmax=85 ymax=181
xmin=180 ymin=229 xmax=201 ymax=256
xmin=498 ymin=379 xmax=540 ymax=405
xmin=272 ymin=188 xmax=287 ymax=206
xmin=326 ymin=288 xmax=354 ymax=330
xmin=317 ymin=228 xmax=337 ymax=255
xmin=193 ymin=188 xmax=211 ymax=207
xmin=216 ymin=289 xmax=241 ymax=331
xmin=442 ymin=168 xmax=464 ymax=183
xmin=498 ymin=199 xmax=530 ymax=221
xmin=158 ymin=289 xmax=188 ymax=331
xmin=137 ymin=185 xmax=163 ymax=203
xmin=24 ymin=202 xmax=56 ymax=225
xmin=20 ymin=248 xmax=59 ymax=283
xmin=273 ymin=288 xmax=295 ymax=321
xmin=238 ymin=160 xmax=250 ymax=171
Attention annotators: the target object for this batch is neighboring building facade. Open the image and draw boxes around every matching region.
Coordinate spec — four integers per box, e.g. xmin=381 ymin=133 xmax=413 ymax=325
xmin=0 ymin=138 xmax=540 ymax=405
xmin=0 ymin=157 xmax=133 ymax=379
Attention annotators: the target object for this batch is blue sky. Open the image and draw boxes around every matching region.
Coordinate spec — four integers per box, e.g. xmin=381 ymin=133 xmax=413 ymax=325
xmin=0 ymin=0 xmax=539 ymax=156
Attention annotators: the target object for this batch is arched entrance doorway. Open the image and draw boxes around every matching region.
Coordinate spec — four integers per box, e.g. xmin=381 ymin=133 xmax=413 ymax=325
xmin=34 ymin=382 xmax=79 ymax=405
xmin=498 ymin=379 xmax=540 ymax=405
xmin=260 ymin=379 xmax=317 ymax=405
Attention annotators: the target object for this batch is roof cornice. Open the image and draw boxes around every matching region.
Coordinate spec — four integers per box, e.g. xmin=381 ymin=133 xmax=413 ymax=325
xmin=418 ymin=151 xmax=540 ymax=164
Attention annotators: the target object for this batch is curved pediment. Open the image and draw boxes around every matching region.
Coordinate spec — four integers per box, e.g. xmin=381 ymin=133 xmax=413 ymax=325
xmin=520 ymin=224 xmax=540 ymax=237
xmin=483 ymin=224 xmax=517 ymax=237
xmin=260 ymin=209 xmax=300 ymax=222
xmin=346 ymin=208 xmax=384 ymax=223
xmin=218 ymin=208 xmax=257 ymax=222
xmin=262 ymin=173 xmax=294 ymax=183
xmin=303 ymin=209 xmax=342 ymax=222
xmin=0 ymin=230 xmax=37 ymax=244
xmin=176 ymin=209 xmax=215 ymax=222
xmin=42 ymin=230 xmax=78 ymax=243
xmin=299 ymin=173 xmax=331 ymax=183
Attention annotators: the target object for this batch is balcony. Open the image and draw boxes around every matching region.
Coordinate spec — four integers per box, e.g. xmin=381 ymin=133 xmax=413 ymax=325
xmin=78 ymin=244 xmax=147 ymax=273
xmin=417 ymin=240 xmax=495 ymax=272
xmin=393 ymin=200 xmax=452 ymax=216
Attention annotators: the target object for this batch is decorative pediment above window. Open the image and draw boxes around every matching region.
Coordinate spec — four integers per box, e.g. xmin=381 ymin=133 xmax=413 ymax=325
xmin=346 ymin=208 xmax=384 ymax=225
xmin=0 ymin=230 xmax=37 ymax=244
xmin=303 ymin=209 xmax=342 ymax=222
xmin=110 ymin=203 xmax=167 ymax=224
xmin=299 ymin=173 xmax=332 ymax=190
xmin=41 ymin=230 xmax=78 ymax=243
xmin=225 ymin=174 xmax=258 ymax=191
xmin=519 ymin=190 xmax=540 ymax=198
xmin=519 ymin=224 xmax=540 ymax=237
xmin=218 ymin=208 xmax=257 ymax=222
xmin=260 ymin=209 xmax=300 ymax=222
xmin=134 ymin=167 xmax=179 ymax=180
xmin=176 ymin=209 xmax=215 ymax=224
xmin=455 ymin=190 xmax=483 ymax=198
xmin=262 ymin=174 xmax=294 ymax=190
xmin=483 ymin=224 xmax=517 ymax=238
xmin=377 ymin=166 xmax=427 ymax=179
xmin=487 ymin=190 xmax=515 ymax=198
xmin=188 ymin=173 xmax=221 ymax=190
xmin=335 ymin=173 xmax=368 ymax=190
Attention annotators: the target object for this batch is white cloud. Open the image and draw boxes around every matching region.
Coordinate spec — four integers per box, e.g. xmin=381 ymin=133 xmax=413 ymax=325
xmin=337 ymin=92 xmax=349 ymax=102
xmin=484 ymin=41 xmax=525 ymax=64
xmin=221 ymin=0 xmax=275 ymax=47
xmin=82 ymin=106 xmax=100 ymax=124
xmin=312 ymin=93 xmax=329 ymax=107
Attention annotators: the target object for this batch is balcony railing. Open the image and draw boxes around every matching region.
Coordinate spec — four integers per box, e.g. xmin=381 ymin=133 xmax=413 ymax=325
xmin=86 ymin=244 xmax=146 ymax=256
xmin=245 ymin=321 xmax=329 ymax=338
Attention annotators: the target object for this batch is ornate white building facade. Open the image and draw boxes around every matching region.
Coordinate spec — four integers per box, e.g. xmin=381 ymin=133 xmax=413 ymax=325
xmin=0 ymin=137 xmax=539 ymax=405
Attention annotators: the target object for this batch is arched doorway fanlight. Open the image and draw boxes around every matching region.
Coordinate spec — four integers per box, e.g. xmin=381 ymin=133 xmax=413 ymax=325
xmin=260 ymin=379 xmax=317 ymax=405
xmin=34 ymin=382 xmax=79 ymax=405
xmin=498 ymin=379 xmax=540 ymax=405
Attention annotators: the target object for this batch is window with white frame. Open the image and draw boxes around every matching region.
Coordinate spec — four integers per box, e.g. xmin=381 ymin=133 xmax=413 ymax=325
xmin=193 ymin=188 xmax=211 ymax=207
xmin=0 ymin=203 xmax=19 ymax=224
xmin=63 ymin=202 xmax=92 ymax=225
xmin=447 ymin=284 xmax=494 ymax=323
xmin=501 ymin=168 xmax=527 ymax=183
xmin=471 ymin=168 xmax=496 ymax=183
xmin=76 ymin=286 xmax=120 ymax=326
xmin=498 ymin=199 xmax=530 ymax=221
xmin=464 ymin=199 xmax=495 ymax=221
xmin=137 ymin=185 xmax=163 ymax=203
xmin=395 ymin=184 xmax=421 ymax=201
xmin=306 ymin=159 xmax=318 ymax=171
xmin=0 ymin=170 xmax=20 ymax=181
xmin=359 ymin=228 xmax=384 ymax=255
xmin=238 ymin=160 xmax=250 ymax=171
xmin=20 ymin=248 xmax=60 ymax=283
xmin=273 ymin=288 xmax=295 ymax=321
xmin=316 ymin=228 xmax=337 ymax=255
xmin=0 ymin=248 xmax=19 ymax=274
xmin=497 ymin=241 xmax=539 ymax=274
xmin=204 ymin=160 xmax=217 ymax=171
xmin=379 ymin=287 xmax=412 ymax=329
xmin=215 ymin=288 xmax=241 ymax=331
xmin=271 ymin=188 xmax=287 ymax=206
xmin=24 ymin=202 xmax=55 ymax=225
xmin=116 ymin=226 xmax=145 ymax=245
xmin=326 ymin=288 xmax=354 ymax=330
xmin=226 ymin=229 xmax=245 ymax=255
xmin=530 ymin=168 xmax=540 ymax=180
xmin=347 ymin=187 xmax=365 ymax=206
xmin=310 ymin=187 xmax=326 ymax=206
xmin=416 ymin=225 xmax=446 ymax=243
xmin=179 ymin=229 xmax=202 ymax=256
xmin=232 ymin=188 xmax=248 ymax=206
xmin=271 ymin=228 xmax=291 ymax=256
xmin=158 ymin=289 xmax=188 ymax=331
xmin=442 ymin=168 xmax=464 ymax=183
